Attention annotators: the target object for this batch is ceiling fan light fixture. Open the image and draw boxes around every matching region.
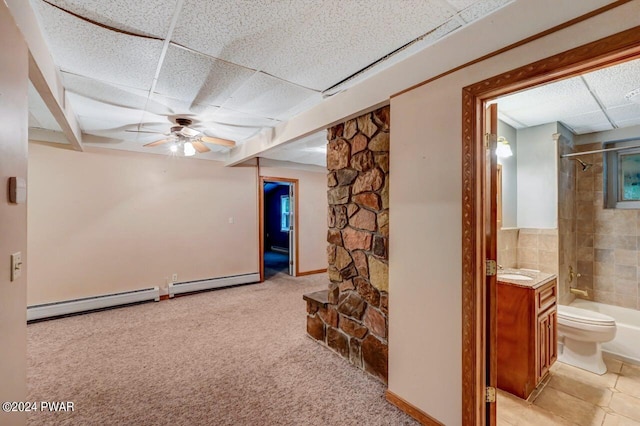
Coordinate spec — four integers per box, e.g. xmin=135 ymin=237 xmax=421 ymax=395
xmin=169 ymin=143 xmax=179 ymax=153
xmin=183 ymin=142 xmax=196 ymax=157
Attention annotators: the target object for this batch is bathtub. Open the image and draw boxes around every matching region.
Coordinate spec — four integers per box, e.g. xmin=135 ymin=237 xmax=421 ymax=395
xmin=569 ymin=299 xmax=640 ymax=365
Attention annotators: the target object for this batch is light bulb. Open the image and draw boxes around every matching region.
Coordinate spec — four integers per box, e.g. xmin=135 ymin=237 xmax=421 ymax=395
xmin=169 ymin=143 xmax=178 ymax=153
xmin=183 ymin=142 xmax=196 ymax=157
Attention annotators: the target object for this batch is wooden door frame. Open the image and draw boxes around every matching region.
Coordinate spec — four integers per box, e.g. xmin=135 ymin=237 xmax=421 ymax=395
xmin=461 ymin=26 xmax=640 ymax=425
xmin=259 ymin=176 xmax=300 ymax=281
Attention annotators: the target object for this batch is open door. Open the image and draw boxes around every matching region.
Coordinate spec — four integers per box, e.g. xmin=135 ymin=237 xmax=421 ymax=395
xmin=288 ymin=183 xmax=296 ymax=276
xmin=485 ymin=103 xmax=499 ymax=425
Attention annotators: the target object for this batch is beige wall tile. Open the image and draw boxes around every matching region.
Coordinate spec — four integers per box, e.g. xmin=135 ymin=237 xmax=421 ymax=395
xmin=595 ymin=234 xmax=616 ymax=250
xmin=539 ymin=235 xmax=559 ymax=250
xmin=518 ymin=248 xmax=538 ymax=264
xmin=578 ymin=246 xmax=594 ymax=262
xmin=615 ymin=236 xmax=637 ymax=251
xmin=596 ymin=219 xmax=616 ymax=235
xmin=615 ymin=265 xmax=638 ymax=281
xmin=595 ymin=262 xmax=614 ymax=277
xmin=602 ymin=413 xmax=640 ymax=426
xmin=595 ymin=249 xmax=615 ymax=263
xmin=518 ymin=233 xmax=538 ymax=249
xmin=578 ymin=233 xmax=595 ymax=247
xmin=615 ymin=249 xmax=638 ymax=266
xmin=593 ymin=290 xmax=616 ymax=305
xmin=594 ymin=276 xmax=615 ymax=292
xmin=615 ymin=279 xmax=638 ymax=297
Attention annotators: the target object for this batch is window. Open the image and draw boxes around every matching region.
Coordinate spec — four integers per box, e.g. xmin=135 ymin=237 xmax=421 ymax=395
xmin=604 ymin=140 xmax=640 ymax=209
xmin=280 ymin=195 xmax=290 ymax=231
xmin=620 ymin=152 xmax=640 ymax=201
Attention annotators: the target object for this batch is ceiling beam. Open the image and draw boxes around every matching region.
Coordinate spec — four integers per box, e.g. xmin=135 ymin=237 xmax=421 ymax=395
xmin=5 ymin=0 xmax=83 ymax=151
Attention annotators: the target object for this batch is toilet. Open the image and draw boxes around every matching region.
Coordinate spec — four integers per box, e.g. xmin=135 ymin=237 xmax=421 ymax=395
xmin=557 ymin=305 xmax=617 ymax=375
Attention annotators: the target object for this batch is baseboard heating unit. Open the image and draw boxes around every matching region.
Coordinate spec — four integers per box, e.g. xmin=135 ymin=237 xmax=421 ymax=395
xmin=27 ymin=287 xmax=160 ymax=321
xmin=168 ymin=273 xmax=260 ymax=298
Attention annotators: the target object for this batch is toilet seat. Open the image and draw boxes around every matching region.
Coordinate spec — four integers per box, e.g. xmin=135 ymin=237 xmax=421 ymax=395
xmin=557 ymin=305 xmax=615 ymax=327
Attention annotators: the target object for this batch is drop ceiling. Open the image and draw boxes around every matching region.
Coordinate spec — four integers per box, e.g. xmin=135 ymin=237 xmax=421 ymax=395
xmin=29 ymin=1 xmax=639 ymax=167
xmin=497 ymin=58 xmax=640 ymax=134
xmin=27 ymin=0 xmax=513 ymax=162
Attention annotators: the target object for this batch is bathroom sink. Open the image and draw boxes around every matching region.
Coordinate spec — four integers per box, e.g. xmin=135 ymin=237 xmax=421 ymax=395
xmin=498 ymin=273 xmax=533 ymax=281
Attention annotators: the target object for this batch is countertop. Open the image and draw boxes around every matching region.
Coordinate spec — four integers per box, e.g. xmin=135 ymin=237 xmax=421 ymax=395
xmin=496 ymin=269 xmax=557 ymax=289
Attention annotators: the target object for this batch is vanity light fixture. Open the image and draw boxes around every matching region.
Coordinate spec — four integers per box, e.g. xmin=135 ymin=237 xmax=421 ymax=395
xmin=496 ymin=136 xmax=513 ymax=158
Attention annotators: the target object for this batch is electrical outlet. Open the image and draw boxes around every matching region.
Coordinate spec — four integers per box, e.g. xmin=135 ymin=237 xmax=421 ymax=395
xmin=172 ymin=273 xmax=178 ymax=283
xmin=11 ymin=252 xmax=22 ymax=281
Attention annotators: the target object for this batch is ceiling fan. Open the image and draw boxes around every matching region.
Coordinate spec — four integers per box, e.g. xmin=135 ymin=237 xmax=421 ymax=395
xmin=127 ymin=117 xmax=236 ymax=156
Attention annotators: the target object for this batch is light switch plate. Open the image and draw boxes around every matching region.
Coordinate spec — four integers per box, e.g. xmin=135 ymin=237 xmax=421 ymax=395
xmin=11 ymin=252 xmax=22 ymax=281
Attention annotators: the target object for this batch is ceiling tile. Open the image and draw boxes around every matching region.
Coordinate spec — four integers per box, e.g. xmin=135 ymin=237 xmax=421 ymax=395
xmin=32 ymin=0 xmax=163 ymax=90
xmin=607 ymin=103 xmax=640 ymax=125
xmin=582 ymin=58 xmax=640 ymax=109
xmin=222 ymin=72 xmax=320 ymax=119
xmin=155 ymin=45 xmax=254 ymax=106
xmin=561 ymin=110 xmax=613 ymax=134
xmin=61 ymin=72 xmax=173 ymax=116
xmin=67 ymin=93 xmax=146 ymax=130
xmin=458 ymin=0 xmax=512 ymax=23
xmin=174 ymin=0 xmax=456 ymax=90
xmin=39 ymin=0 xmax=179 ymax=38
xmin=444 ymin=0 xmax=478 ymax=10
xmin=613 ymin=117 xmax=640 ymax=130
xmin=497 ymin=77 xmax=602 ymax=127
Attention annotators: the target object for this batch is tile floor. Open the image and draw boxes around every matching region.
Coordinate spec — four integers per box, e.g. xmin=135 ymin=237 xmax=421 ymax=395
xmin=498 ymin=357 xmax=640 ymax=425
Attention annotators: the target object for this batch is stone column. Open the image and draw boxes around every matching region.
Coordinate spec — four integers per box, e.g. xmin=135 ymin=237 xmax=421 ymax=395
xmin=325 ymin=106 xmax=390 ymax=382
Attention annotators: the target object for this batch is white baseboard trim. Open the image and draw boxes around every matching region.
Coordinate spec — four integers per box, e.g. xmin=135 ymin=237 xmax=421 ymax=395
xmin=27 ymin=287 xmax=160 ymax=321
xmin=168 ymin=273 xmax=260 ymax=298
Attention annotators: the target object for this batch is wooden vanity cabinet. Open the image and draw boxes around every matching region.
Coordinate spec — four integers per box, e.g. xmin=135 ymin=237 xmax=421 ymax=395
xmin=497 ymin=278 xmax=557 ymax=399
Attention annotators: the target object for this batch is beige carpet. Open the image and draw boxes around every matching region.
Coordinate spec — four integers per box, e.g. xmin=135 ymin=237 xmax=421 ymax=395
xmin=27 ymin=271 xmax=418 ymax=425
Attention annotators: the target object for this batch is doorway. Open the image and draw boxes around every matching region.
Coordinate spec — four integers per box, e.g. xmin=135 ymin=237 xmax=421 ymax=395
xmin=461 ymin=27 xmax=640 ymax=425
xmin=259 ymin=177 xmax=298 ymax=280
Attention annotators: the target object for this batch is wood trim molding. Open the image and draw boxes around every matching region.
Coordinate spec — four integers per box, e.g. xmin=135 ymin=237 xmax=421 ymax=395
xmin=297 ymin=268 xmax=327 ymax=277
xmin=159 ymin=295 xmax=170 ymax=301
xmin=461 ymin=24 xmax=640 ymax=426
xmin=386 ymin=390 xmax=444 ymax=426
xmin=258 ymin=176 xmax=300 ymax=278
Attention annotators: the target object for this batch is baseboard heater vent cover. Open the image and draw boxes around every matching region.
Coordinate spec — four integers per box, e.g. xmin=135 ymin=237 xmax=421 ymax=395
xmin=168 ymin=273 xmax=260 ymax=298
xmin=27 ymin=287 xmax=160 ymax=321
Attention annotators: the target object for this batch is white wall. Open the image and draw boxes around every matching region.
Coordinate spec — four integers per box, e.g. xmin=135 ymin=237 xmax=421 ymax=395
xmin=0 ymin=3 xmax=28 ymax=425
xmin=498 ymin=120 xmax=518 ymax=228
xmin=28 ymin=143 xmax=259 ymax=304
xmin=389 ymin=3 xmax=639 ymax=424
xmin=27 ymin=146 xmax=328 ymax=305
xmin=516 ymin=123 xmax=559 ymax=228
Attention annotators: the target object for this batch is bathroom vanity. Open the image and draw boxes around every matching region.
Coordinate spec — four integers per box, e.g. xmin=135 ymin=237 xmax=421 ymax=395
xmin=497 ymin=271 xmax=557 ymax=399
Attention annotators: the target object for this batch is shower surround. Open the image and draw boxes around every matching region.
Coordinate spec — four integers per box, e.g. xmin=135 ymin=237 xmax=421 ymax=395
xmin=572 ymin=142 xmax=640 ymax=310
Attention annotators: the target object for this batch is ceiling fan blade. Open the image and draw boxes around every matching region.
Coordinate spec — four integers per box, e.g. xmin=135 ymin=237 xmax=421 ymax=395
xmin=125 ymin=129 xmax=166 ymax=134
xmin=143 ymin=139 xmax=171 ymax=147
xmin=179 ymin=126 xmax=200 ymax=138
xmin=201 ymin=135 xmax=236 ymax=147
xmin=191 ymin=141 xmax=211 ymax=153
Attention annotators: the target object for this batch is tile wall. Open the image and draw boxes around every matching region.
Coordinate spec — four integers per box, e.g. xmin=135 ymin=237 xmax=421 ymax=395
xmin=573 ymin=143 xmax=640 ymax=309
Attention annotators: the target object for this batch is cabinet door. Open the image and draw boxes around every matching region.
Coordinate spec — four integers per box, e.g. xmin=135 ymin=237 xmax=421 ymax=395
xmin=537 ymin=313 xmax=550 ymax=381
xmin=548 ymin=309 xmax=557 ymax=366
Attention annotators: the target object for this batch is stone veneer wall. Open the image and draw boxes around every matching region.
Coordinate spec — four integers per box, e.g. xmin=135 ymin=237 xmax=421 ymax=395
xmin=320 ymin=106 xmax=390 ymax=382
